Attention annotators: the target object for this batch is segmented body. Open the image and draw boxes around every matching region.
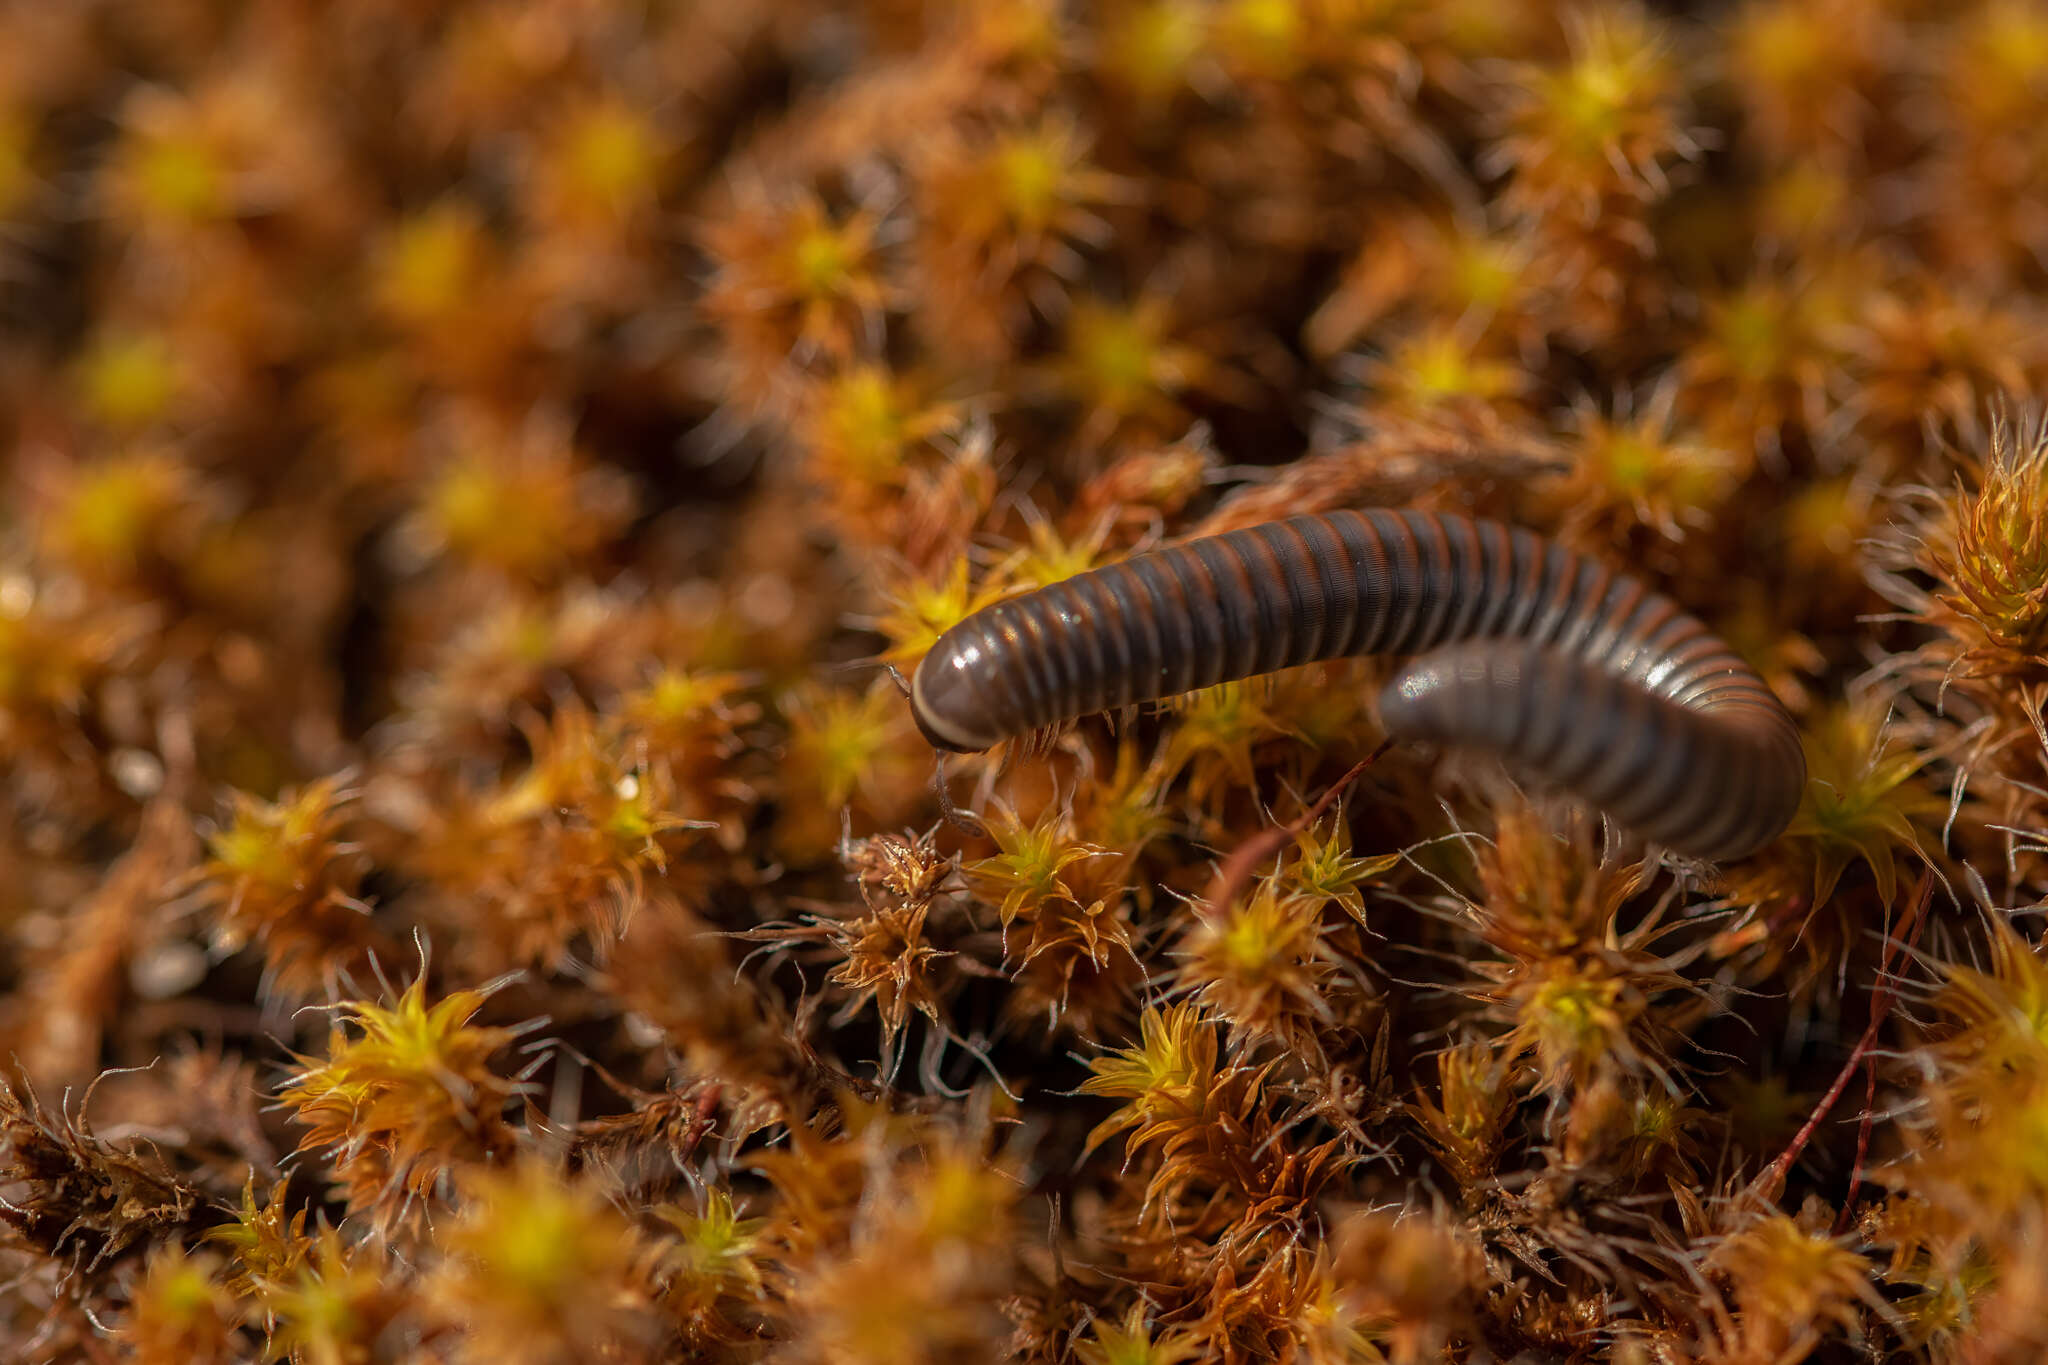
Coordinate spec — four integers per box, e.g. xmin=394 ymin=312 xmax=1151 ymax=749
xmin=909 ymin=508 xmax=1805 ymax=860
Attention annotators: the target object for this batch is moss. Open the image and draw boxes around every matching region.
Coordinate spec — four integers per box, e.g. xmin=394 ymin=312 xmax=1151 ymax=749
xmin=3 ymin=3 xmax=2048 ymax=1361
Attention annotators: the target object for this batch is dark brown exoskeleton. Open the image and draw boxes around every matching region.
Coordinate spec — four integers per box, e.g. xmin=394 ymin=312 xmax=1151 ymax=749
xmin=910 ymin=509 xmax=1804 ymax=861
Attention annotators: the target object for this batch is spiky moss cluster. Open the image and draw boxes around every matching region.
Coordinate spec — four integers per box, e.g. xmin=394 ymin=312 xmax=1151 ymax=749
xmin=2 ymin=2 xmax=2047 ymax=1362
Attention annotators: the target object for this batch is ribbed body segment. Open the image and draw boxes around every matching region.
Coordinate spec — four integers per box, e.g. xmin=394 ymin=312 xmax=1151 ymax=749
xmin=909 ymin=509 xmax=1806 ymax=860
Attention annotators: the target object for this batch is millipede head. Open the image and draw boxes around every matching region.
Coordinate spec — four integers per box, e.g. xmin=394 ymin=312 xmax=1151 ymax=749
xmin=908 ymin=646 xmax=998 ymax=754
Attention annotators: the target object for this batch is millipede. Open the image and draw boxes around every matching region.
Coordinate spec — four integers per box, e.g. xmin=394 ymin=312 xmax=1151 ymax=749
xmin=908 ymin=508 xmax=1805 ymax=861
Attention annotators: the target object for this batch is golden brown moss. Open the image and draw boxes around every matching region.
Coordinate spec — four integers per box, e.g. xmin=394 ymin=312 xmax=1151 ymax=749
xmin=4 ymin=2 xmax=2048 ymax=1361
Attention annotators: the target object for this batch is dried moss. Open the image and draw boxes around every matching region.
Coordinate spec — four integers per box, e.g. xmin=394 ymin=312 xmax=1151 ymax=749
xmin=2 ymin=2 xmax=2047 ymax=1361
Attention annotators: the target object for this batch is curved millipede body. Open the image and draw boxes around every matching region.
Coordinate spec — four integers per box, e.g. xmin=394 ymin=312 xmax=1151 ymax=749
xmin=909 ymin=509 xmax=1805 ymax=860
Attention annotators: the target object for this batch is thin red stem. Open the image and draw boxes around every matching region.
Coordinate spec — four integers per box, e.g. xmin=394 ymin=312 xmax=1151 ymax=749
xmin=1201 ymin=741 xmax=1390 ymax=921
xmin=1756 ymin=868 xmax=1933 ymax=1206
